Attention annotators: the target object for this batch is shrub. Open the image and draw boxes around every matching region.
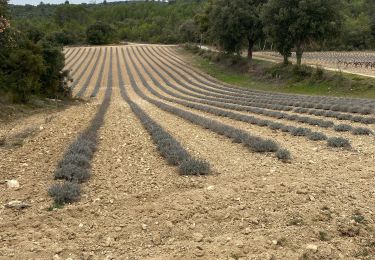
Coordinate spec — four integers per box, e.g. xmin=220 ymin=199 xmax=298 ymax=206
xmin=269 ymin=122 xmax=284 ymax=130
xmin=280 ymin=125 xmax=295 ymax=132
xmin=334 ymin=124 xmax=353 ymax=132
xmin=359 ymin=107 xmax=373 ymax=115
xmin=360 ymin=117 xmax=375 ymax=124
xmin=352 ymin=127 xmax=373 ymax=135
xmin=292 ymin=65 xmax=313 ymax=78
xmin=248 ymin=138 xmax=279 ymax=152
xmin=69 ymin=138 xmax=95 ymax=156
xmin=317 ymin=121 xmax=334 ymax=128
xmin=291 ymin=127 xmax=312 ymax=136
xmin=308 ymin=132 xmax=328 ymax=141
xmin=157 ymin=139 xmax=189 ymax=166
xmin=59 ymin=153 xmax=90 ymax=169
xmin=86 ymin=21 xmax=116 ymax=45
xmin=313 ymin=66 xmax=324 ymax=80
xmin=327 ymin=137 xmax=351 ymax=148
xmin=324 ymin=111 xmax=337 ymax=117
xmin=312 ymin=110 xmax=324 ymax=116
xmin=276 ymin=149 xmax=292 ymax=161
xmin=337 ymin=114 xmax=353 ymax=120
xmin=257 ymin=119 xmax=269 ymax=126
xmin=179 ymin=158 xmax=210 ymax=175
xmin=54 ymin=163 xmax=90 ymax=183
xmin=348 ymin=106 xmax=362 ymax=113
xmin=48 ymin=182 xmax=81 ymax=204
xmin=352 ymin=116 xmax=363 ymax=122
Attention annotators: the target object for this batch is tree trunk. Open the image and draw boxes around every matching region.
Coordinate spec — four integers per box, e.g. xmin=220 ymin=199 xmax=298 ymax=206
xmin=296 ymin=43 xmax=303 ymax=66
xmin=247 ymin=37 xmax=254 ymax=65
xmin=283 ymin=55 xmax=289 ymax=65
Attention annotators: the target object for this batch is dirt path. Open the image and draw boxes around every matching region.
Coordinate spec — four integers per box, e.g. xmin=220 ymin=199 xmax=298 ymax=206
xmin=253 ymin=52 xmax=375 ymax=79
xmin=0 ymin=45 xmax=374 ymax=260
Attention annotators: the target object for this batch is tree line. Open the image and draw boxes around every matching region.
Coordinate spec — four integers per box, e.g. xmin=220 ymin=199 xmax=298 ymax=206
xmin=10 ymin=0 xmax=205 ymax=45
xmin=1 ymin=0 xmax=375 ymax=103
xmin=9 ymin=0 xmax=375 ymax=53
xmin=196 ymin=0 xmax=374 ymax=65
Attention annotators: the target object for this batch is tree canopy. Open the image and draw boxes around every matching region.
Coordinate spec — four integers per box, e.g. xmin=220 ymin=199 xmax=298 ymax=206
xmin=7 ymin=0 xmax=375 ymax=51
xmin=86 ymin=21 xmax=115 ymax=45
xmin=200 ymin=0 xmax=266 ymax=62
xmin=1 ymin=0 xmax=69 ymax=103
xmin=262 ymin=0 xmax=342 ymax=65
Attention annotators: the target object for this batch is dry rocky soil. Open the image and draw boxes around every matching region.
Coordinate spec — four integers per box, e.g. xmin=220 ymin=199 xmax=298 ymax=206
xmin=0 ymin=44 xmax=374 ymax=260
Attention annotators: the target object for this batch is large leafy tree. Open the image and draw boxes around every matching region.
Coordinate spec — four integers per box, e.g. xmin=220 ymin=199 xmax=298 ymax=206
xmin=239 ymin=0 xmax=266 ymax=61
xmin=179 ymin=19 xmax=199 ymax=43
xmin=262 ymin=0 xmax=342 ymax=65
xmin=86 ymin=21 xmax=115 ymax=45
xmin=199 ymin=0 xmax=265 ymax=62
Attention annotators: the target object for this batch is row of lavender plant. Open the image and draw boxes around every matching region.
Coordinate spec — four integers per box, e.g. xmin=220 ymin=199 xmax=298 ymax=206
xmin=130 ymin=47 xmax=352 ymax=148
xmin=136 ymin=47 xmax=373 ymax=136
xmin=116 ymin=48 xmax=210 ymax=175
xmin=157 ymin=47 xmax=375 ymax=114
xmin=161 ymin=47 xmax=375 ymax=107
xmin=48 ymin=48 xmax=113 ymax=206
xmin=121 ymin=48 xmax=291 ymax=161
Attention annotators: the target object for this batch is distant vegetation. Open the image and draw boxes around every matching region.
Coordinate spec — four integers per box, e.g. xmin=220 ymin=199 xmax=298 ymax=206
xmin=8 ymin=0 xmax=375 ymax=50
xmin=197 ymin=0 xmax=374 ymax=64
xmin=10 ymin=0 xmax=204 ymax=45
xmin=1 ymin=0 xmax=374 ymax=103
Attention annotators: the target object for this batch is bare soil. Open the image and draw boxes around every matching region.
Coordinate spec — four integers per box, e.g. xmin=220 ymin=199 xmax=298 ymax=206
xmin=0 ymin=44 xmax=374 ymax=260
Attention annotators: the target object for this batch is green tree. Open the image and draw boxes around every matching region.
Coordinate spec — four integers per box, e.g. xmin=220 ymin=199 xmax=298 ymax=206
xmin=262 ymin=0 xmax=342 ymax=65
xmin=1 ymin=47 xmax=46 ymax=102
xmin=1 ymin=0 xmax=70 ymax=103
xmin=179 ymin=19 xmax=199 ymax=43
xmin=198 ymin=0 xmax=265 ymax=62
xmin=206 ymin=0 xmax=248 ymax=54
xmin=86 ymin=21 xmax=115 ymax=44
xmin=55 ymin=5 xmax=90 ymax=27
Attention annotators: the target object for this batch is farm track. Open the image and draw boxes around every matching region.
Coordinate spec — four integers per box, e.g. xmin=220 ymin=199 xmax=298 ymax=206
xmin=254 ymin=51 xmax=375 ymax=78
xmin=0 ymin=45 xmax=374 ymax=259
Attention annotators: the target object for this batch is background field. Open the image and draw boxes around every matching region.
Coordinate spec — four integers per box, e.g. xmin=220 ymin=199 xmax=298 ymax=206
xmin=254 ymin=51 xmax=375 ymax=78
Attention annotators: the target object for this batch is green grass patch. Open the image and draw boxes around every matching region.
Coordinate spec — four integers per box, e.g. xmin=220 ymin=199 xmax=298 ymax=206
xmin=178 ymin=46 xmax=375 ymax=99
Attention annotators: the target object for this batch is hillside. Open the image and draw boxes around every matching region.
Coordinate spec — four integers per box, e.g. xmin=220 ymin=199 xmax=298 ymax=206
xmin=8 ymin=0 xmax=375 ymax=49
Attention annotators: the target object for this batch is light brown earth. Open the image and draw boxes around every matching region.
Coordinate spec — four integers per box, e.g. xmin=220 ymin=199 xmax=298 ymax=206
xmin=1 ymin=44 xmax=375 ymax=260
